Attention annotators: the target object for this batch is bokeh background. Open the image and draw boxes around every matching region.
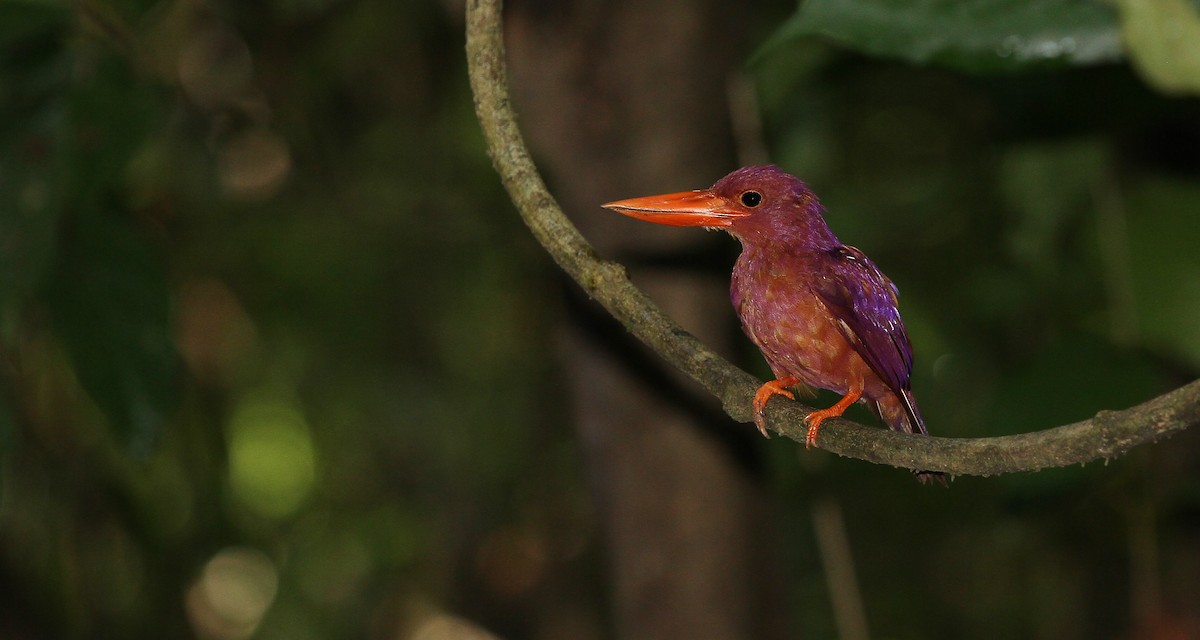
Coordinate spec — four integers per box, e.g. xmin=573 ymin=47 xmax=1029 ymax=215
xmin=3 ymin=0 xmax=1200 ymax=638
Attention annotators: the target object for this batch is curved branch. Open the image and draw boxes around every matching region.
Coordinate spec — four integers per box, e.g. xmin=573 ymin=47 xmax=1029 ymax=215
xmin=465 ymin=0 xmax=1200 ymax=476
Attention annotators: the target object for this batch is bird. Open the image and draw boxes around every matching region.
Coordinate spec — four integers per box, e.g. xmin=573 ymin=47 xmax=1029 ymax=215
xmin=603 ymin=165 xmax=945 ymax=484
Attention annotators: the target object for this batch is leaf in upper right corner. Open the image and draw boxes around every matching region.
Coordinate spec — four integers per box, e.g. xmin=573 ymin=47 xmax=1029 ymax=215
xmin=756 ymin=0 xmax=1125 ymax=73
xmin=1117 ymin=0 xmax=1200 ymax=96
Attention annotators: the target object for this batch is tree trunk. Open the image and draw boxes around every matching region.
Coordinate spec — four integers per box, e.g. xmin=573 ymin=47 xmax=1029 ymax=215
xmin=507 ymin=2 xmax=788 ymax=638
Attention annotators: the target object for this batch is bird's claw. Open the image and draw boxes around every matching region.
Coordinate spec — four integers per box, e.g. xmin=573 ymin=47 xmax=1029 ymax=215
xmin=751 ymin=377 xmax=801 ymax=439
xmin=800 ymin=384 xmax=863 ymax=449
xmin=802 ymin=414 xmax=826 ymax=449
xmin=753 ymin=412 xmax=771 ymax=439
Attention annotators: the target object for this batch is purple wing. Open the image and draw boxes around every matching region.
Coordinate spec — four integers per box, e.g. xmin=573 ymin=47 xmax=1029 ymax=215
xmin=809 ymin=245 xmax=913 ymax=395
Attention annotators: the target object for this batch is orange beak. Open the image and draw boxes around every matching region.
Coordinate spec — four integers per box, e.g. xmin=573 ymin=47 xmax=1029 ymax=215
xmin=602 ymin=189 xmax=747 ymax=228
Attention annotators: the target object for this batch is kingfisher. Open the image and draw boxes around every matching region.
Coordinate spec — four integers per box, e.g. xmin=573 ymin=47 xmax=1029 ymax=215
xmin=604 ymin=165 xmax=945 ymax=484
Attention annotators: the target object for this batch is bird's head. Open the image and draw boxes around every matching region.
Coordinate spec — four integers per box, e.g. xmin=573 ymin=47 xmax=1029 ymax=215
xmin=603 ymin=165 xmax=836 ymax=248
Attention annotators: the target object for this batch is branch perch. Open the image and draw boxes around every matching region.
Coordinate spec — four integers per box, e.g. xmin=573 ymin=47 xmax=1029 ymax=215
xmin=464 ymin=0 xmax=1200 ymax=476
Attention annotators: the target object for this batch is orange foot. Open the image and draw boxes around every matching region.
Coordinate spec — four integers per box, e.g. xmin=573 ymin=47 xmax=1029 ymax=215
xmin=752 ymin=377 xmax=801 ymax=438
xmin=802 ymin=384 xmax=863 ymax=449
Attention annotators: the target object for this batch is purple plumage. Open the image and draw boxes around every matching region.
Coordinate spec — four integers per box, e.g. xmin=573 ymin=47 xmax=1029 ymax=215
xmin=605 ymin=165 xmax=945 ymax=484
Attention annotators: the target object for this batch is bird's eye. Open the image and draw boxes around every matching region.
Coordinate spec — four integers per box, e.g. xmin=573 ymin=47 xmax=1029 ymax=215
xmin=740 ymin=191 xmax=762 ymax=207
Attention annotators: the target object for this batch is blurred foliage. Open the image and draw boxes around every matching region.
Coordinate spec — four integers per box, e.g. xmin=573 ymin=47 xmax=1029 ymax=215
xmin=0 ymin=0 xmax=1198 ymax=639
xmin=756 ymin=1 xmax=1200 ymax=637
xmin=1119 ymin=0 xmax=1200 ymax=95
xmin=2 ymin=0 xmax=577 ymax=637
xmin=760 ymin=0 xmax=1125 ymax=72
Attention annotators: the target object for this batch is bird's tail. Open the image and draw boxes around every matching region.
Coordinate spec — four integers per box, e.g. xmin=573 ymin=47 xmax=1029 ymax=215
xmin=875 ymin=388 xmax=927 ymax=435
xmin=875 ymin=390 xmax=947 ymax=486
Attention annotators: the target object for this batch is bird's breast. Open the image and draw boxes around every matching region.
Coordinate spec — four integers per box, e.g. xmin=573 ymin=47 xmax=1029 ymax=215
xmin=731 ymin=250 xmax=877 ymax=397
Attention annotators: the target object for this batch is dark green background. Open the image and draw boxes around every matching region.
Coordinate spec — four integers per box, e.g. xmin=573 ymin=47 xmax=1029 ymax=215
xmin=2 ymin=0 xmax=1199 ymax=638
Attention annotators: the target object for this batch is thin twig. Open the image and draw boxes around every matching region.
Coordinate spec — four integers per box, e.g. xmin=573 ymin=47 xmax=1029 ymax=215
xmin=465 ymin=0 xmax=1200 ymax=477
xmin=812 ymin=498 xmax=870 ymax=640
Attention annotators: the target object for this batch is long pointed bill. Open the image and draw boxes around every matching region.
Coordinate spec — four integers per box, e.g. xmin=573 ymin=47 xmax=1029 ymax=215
xmin=602 ymin=189 xmax=746 ymax=228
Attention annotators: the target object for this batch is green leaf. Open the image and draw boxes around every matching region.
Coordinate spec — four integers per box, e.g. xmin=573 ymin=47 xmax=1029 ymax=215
xmin=46 ymin=210 xmax=180 ymax=454
xmin=1117 ymin=0 xmax=1200 ymax=96
xmin=758 ymin=0 xmax=1125 ymax=73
